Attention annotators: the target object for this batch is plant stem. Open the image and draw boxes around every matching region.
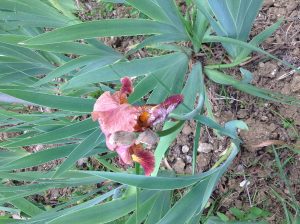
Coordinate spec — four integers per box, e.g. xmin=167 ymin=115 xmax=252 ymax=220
xmin=135 ymin=162 xmax=140 ymax=224
xmin=135 ymin=162 xmax=140 ymax=175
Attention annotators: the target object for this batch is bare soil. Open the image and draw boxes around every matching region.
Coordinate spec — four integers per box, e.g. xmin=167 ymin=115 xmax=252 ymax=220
xmin=164 ymin=1 xmax=300 ymax=223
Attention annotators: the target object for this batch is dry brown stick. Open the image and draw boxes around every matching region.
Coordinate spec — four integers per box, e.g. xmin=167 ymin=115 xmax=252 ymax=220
xmin=251 ymin=140 xmax=286 ymax=149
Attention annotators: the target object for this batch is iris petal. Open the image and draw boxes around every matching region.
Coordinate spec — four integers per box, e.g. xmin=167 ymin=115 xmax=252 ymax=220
xmin=116 ymin=145 xmax=132 ymax=165
xmin=131 ymin=144 xmax=155 ymax=176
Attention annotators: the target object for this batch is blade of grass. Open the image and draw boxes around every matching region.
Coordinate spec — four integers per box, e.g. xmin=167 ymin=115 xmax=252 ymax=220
xmin=272 ymin=146 xmax=300 ymax=213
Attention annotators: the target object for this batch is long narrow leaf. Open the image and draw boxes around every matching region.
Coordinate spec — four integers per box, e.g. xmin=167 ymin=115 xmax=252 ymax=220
xmin=0 ymin=87 xmax=95 ymax=112
xmin=22 ymin=19 xmax=181 ymax=45
xmin=62 ymin=52 xmax=188 ymax=90
xmin=2 ymin=119 xmax=97 ymax=147
xmin=53 ymin=129 xmax=104 ymax=177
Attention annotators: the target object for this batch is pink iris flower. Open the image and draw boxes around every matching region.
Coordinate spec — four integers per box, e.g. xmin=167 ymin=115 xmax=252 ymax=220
xmin=92 ymin=77 xmax=183 ymax=176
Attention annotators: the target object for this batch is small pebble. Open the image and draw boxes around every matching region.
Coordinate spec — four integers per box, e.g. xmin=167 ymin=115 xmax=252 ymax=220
xmin=291 ymin=76 xmax=300 ymax=92
xmin=182 ymin=125 xmax=193 ymax=135
xmin=197 ymin=154 xmax=210 ymax=167
xmin=197 ymin=143 xmax=213 ymax=153
xmin=173 ymin=158 xmax=185 ymax=174
xmin=182 ymin=145 xmax=189 ymax=153
xmin=261 ymin=115 xmax=268 ymax=121
xmin=239 ymin=180 xmax=250 ymax=188
xmin=186 ymin=155 xmax=192 ymax=163
xmin=264 ymin=0 xmax=274 ymax=7
xmin=259 ymin=62 xmax=265 ymax=68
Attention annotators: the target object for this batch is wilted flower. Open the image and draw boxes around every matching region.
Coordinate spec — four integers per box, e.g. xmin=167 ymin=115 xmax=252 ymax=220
xmin=92 ymin=77 xmax=183 ymax=175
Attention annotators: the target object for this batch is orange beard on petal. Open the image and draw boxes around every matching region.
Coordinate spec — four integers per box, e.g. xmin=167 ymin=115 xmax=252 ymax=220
xmin=134 ymin=106 xmax=154 ymax=131
xmin=119 ymin=95 xmax=128 ymax=104
xmin=130 ymin=144 xmax=155 ymax=176
xmin=113 ymin=92 xmax=128 ymax=104
xmin=138 ymin=111 xmax=150 ymax=127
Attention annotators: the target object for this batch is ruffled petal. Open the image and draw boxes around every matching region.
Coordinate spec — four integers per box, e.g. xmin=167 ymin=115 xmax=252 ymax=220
xmin=105 ymin=133 xmax=116 ymax=151
xmin=97 ymin=104 xmax=139 ymax=134
xmin=130 ymin=144 xmax=155 ymax=176
xmin=121 ymin=77 xmax=134 ymax=95
xmin=93 ymin=92 xmax=120 ymax=112
xmin=111 ymin=131 xmax=137 ymax=147
xmin=92 ymin=87 xmax=140 ymax=135
xmin=161 ymin=94 xmax=184 ymax=111
xmin=148 ymin=94 xmax=184 ymax=125
xmin=93 ymin=77 xmax=133 ymax=113
xmin=116 ymin=145 xmax=132 ymax=165
xmin=136 ymin=129 xmax=159 ymax=146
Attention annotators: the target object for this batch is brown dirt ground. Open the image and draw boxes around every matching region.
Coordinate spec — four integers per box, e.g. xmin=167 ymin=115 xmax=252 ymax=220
xmin=164 ymin=1 xmax=300 ymax=223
